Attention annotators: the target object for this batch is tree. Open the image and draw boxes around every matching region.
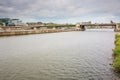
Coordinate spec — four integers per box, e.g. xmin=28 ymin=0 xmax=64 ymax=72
xmin=110 ymin=20 xmax=114 ymax=23
xmin=0 ymin=22 xmax=3 ymax=26
xmin=118 ymin=23 xmax=120 ymax=28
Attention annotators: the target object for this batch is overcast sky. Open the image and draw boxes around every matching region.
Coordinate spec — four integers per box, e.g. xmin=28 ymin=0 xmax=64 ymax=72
xmin=0 ymin=0 xmax=120 ymax=24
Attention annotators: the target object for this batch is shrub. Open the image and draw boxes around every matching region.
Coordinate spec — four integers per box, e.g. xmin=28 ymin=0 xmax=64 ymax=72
xmin=113 ymin=56 xmax=120 ymax=72
xmin=113 ymin=34 xmax=120 ymax=72
xmin=115 ymin=34 xmax=120 ymax=38
xmin=113 ymin=46 xmax=120 ymax=56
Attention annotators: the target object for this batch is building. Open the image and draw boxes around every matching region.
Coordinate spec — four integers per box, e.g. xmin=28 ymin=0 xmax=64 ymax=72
xmin=9 ymin=19 xmax=22 ymax=26
xmin=0 ymin=18 xmax=22 ymax=26
xmin=78 ymin=21 xmax=92 ymax=25
xmin=27 ymin=22 xmax=44 ymax=26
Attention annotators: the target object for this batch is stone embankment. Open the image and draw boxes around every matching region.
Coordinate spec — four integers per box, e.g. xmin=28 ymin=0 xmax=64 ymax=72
xmin=0 ymin=29 xmax=79 ymax=36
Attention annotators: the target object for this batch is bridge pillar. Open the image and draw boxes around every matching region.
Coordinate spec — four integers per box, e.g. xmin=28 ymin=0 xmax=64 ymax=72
xmin=75 ymin=24 xmax=81 ymax=30
xmin=114 ymin=24 xmax=119 ymax=32
xmin=75 ymin=23 xmax=86 ymax=31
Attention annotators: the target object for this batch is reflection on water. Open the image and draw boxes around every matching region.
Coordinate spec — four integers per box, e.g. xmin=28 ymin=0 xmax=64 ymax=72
xmin=0 ymin=29 xmax=119 ymax=80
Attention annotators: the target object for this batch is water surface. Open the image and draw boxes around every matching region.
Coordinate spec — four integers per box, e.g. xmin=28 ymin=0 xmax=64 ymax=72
xmin=0 ymin=29 xmax=119 ymax=80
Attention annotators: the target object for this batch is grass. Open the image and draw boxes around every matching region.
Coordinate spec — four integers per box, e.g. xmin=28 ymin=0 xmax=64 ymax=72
xmin=113 ymin=34 xmax=120 ymax=72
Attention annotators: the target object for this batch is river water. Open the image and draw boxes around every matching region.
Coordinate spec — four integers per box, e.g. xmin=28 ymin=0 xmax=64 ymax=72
xmin=0 ymin=29 xmax=119 ymax=80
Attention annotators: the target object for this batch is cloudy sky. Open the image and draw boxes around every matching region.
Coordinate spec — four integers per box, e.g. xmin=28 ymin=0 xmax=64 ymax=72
xmin=0 ymin=0 xmax=120 ymax=24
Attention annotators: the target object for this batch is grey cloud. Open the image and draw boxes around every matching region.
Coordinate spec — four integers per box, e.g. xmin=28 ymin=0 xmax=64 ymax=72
xmin=0 ymin=0 xmax=120 ymax=23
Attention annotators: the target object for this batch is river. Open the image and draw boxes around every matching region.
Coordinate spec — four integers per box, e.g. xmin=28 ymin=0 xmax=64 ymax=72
xmin=0 ymin=29 xmax=119 ymax=80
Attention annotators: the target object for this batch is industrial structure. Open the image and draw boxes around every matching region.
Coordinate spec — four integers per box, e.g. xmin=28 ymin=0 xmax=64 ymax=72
xmin=0 ymin=18 xmax=22 ymax=26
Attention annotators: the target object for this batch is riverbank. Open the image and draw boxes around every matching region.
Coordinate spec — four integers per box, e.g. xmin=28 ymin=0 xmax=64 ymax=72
xmin=0 ymin=29 xmax=79 ymax=36
xmin=113 ymin=34 xmax=120 ymax=72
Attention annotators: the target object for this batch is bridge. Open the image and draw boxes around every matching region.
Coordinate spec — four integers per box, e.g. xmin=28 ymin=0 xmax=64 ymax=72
xmin=30 ymin=23 xmax=119 ymax=31
xmin=75 ymin=23 xmax=119 ymax=31
xmin=0 ymin=23 xmax=119 ymax=32
xmin=29 ymin=24 xmax=75 ymax=29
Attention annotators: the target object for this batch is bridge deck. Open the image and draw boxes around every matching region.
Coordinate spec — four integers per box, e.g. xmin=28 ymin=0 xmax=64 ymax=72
xmin=80 ymin=23 xmax=116 ymax=26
